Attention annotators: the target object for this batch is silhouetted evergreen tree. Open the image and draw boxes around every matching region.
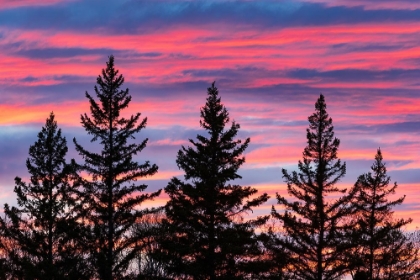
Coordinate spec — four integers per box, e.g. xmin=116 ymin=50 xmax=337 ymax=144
xmin=258 ymin=225 xmax=295 ymax=279
xmin=378 ymin=228 xmax=420 ymax=279
xmin=73 ymin=55 xmax=160 ymax=280
xmin=131 ymin=208 xmax=172 ymax=279
xmin=0 ymin=219 xmax=14 ymax=279
xmin=161 ymin=82 xmax=269 ymax=279
xmin=347 ymin=149 xmax=417 ymax=279
xmin=0 ymin=113 xmax=88 ymax=279
xmin=273 ymin=94 xmax=355 ymax=280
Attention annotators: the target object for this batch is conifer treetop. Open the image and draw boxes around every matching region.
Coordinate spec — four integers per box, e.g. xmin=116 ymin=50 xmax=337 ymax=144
xmin=15 ymin=112 xmax=70 ymax=221
xmin=353 ymin=147 xmax=409 ymax=225
xmin=72 ymin=55 xmax=159 ymax=280
xmin=305 ymin=94 xmax=340 ymax=164
xmin=178 ymin=82 xmax=250 ymax=185
xmin=80 ymin=55 xmax=145 ymax=147
xmin=274 ymin=94 xmax=353 ymax=280
xmin=162 ymin=82 xmax=268 ymax=279
xmin=347 ymin=148 xmax=414 ymax=279
xmin=0 ymin=112 xmax=87 ymax=279
xmin=200 ymin=81 xmax=230 ymax=136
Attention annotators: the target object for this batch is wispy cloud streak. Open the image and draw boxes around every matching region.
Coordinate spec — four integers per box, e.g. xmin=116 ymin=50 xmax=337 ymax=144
xmin=0 ymin=0 xmax=419 ymax=228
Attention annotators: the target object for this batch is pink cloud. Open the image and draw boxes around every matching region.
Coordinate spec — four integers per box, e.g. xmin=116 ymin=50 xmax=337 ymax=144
xmin=0 ymin=0 xmax=73 ymax=9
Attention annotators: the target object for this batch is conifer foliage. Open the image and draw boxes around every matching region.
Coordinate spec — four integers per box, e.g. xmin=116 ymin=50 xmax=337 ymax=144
xmin=258 ymin=226 xmax=295 ymax=279
xmin=2 ymin=56 xmax=420 ymax=279
xmin=161 ymin=82 xmax=269 ymax=279
xmin=348 ymin=149 xmax=417 ymax=279
xmin=0 ymin=112 xmax=84 ymax=279
xmin=273 ymin=94 xmax=354 ymax=280
xmin=73 ymin=56 xmax=160 ymax=280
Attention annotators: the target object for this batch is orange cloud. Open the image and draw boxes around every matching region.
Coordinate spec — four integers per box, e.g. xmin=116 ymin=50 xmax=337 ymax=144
xmin=0 ymin=102 xmax=89 ymax=126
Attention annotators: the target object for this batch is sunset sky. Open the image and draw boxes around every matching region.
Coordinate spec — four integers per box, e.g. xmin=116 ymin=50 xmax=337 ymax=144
xmin=0 ymin=0 xmax=419 ymax=228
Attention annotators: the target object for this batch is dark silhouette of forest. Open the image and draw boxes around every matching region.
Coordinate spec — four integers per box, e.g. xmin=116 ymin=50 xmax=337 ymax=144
xmin=0 ymin=56 xmax=418 ymax=280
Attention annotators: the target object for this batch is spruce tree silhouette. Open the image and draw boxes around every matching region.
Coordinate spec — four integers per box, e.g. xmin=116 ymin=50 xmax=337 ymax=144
xmin=73 ymin=55 xmax=160 ymax=280
xmin=273 ymin=94 xmax=356 ymax=280
xmin=161 ymin=82 xmax=269 ymax=279
xmin=347 ymin=149 xmax=416 ymax=279
xmin=0 ymin=113 xmax=87 ymax=279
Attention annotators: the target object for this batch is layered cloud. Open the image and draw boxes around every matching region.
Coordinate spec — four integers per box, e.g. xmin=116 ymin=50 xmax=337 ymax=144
xmin=1 ymin=1 xmax=420 ymax=33
xmin=0 ymin=0 xmax=419 ymax=228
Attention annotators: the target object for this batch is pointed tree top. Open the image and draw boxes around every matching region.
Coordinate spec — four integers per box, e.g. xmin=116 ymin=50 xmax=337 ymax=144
xmin=370 ymin=147 xmax=387 ymax=176
xmin=375 ymin=147 xmax=383 ymax=160
xmin=105 ymin=55 xmax=116 ymax=74
xmin=200 ymin=81 xmax=229 ymax=134
xmin=315 ymin=93 xmax=326 ymax=109
xmin=105 ymin=55 xmax=115 ymax=71
xmin=41 ymin=112 xmax=58 ymax=136
xmin=313 ymin=94 xmax=328 ymax=116
xmin=207 ymin=81 xmax=219 ymax=100
xmin=108 ymin=54 xmax=114 ymax=65
xmin=47 ymin=111 xmax=55 ymax=121
xmin=97 ymin=54 xmax=122 ymax=87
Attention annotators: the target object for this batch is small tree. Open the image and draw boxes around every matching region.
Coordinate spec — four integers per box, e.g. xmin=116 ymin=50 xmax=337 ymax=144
xmin=161 ymin=82 xmax=269 ymax=279
xmin=73 ymin=55 xmax=160 ymax=280
xmin=273 ymin=94 xmax=355 ymax=280
xmin=131 ymin=208 xmax=171 ymax=279
xmin=0 ymin=112 xmax=87 ymax=279
xmin=258 ymin=221 xmax=296 ymax=280
xmin=347 ymin=149 xmax=416 ymax=279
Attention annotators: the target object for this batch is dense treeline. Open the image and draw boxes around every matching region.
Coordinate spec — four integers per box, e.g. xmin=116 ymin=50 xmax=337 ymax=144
xmin=0 ymin=56 xmax=419 ymax=280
